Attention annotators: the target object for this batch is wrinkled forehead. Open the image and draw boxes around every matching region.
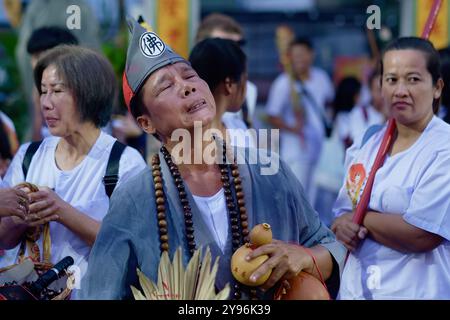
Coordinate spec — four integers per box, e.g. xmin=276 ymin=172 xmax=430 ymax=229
xmin=147 ymin=61 xmax=194 ymax=82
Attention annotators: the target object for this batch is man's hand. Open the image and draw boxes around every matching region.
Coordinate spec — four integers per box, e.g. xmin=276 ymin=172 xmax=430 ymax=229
xmin=0 ymin=187 xmax=29 ymax=219
xmin=245 ymin=239 xmax=314 ymax=291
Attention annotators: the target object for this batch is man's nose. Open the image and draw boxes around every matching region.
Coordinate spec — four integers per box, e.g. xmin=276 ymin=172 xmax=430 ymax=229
xmin=182 ymin=82 xmax=196 ymax=96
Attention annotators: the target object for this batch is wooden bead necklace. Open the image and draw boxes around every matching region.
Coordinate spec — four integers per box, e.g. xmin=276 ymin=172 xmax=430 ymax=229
xmin=151 ymin=140 xmax=258 ymax=299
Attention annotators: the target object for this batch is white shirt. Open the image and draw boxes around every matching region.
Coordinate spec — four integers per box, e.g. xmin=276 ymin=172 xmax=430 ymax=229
xmin=347 ymin=104 xmax=385 ymax=146
xmin=192 ymin=188 xmax=228 ymax=253
xmin=265 ymin=68 xmax=334 ymax=164
xmin=314 ymin=111 xmax=349 ymax=193
xmin=223 ymin=81 xmax=258 ymax=125
xmin=0 ymin=131 xmax=147 ymax=297
xmin=334 ymin=116 xmax=450 ymax=299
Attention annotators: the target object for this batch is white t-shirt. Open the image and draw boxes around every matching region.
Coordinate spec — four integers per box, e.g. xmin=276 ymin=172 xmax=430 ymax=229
xmin=347 ymin=104 xmax=385 ymax=146
xmin=222 ymin=114 xmax=257 ymax=149
xmin=223 ymin=80 xmax=258 ymax=125
xmin=265 ymin=68 xmax=334 ymax=164
xmin=334 ymin=116 xmax=450 ymax=299
xmin=314 ymin=111 xmax=350 ymax=193
xmin=0 ymin=131 xmax=147 ymax=297
xmin=192 ymin=188 xmax=228 ymax=253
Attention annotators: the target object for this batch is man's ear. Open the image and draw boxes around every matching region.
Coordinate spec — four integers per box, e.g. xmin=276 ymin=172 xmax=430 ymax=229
xmin=224 ymin=77 xmax=234 ymax=96
xmin=136 ymin=114 xmax=156 ymax=134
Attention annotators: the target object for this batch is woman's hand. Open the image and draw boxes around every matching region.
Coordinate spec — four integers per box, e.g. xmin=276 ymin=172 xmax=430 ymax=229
xmin=245 ymin=239 xmax=314 ymax=291
xmin=0 ymin=187 xmax=29 ymax=219
xmin=27 ymin=187 xmax=62 ymax=226
xmin=25 ymin=186 xmax=100 ymax=246
xmin=331 ymin=212 xmax=367 ymax=251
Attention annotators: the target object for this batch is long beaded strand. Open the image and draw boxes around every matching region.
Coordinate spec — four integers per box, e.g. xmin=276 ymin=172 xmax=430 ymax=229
xmin=152 ymin=141 xmax=257 ymax=299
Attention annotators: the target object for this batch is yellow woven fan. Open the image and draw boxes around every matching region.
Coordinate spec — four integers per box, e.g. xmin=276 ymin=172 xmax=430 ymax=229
xmin=131 ymin=247 xmax=230 ymax=300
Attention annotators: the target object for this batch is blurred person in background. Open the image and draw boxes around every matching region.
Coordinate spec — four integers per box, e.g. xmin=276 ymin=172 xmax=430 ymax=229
xmin=314 ymin=76 xmax=362 ymax=227
xmin=438 ymin=47 xmax=450 ymax=123
xmin=347 ymin=71 xmax=386 ymax=146
xmin=196 ymin=12 xmax=257 ymax=130
xmin=0 ymin=111 xmax=19 ymax=177
xmin=189 ymin=37 xmax=255 ymax=149
xmin=265 ymin=37 xmax=334 ymax=202
xmin=0 ymin=44 xmax=19 ymax=177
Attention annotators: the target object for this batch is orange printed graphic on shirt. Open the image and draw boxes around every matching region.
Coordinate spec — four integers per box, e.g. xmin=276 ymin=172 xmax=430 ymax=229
xmin=346 ymin=163 xmax=366 ymax=209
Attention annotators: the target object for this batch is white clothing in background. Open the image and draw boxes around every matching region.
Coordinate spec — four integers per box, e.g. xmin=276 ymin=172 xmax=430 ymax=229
xmin=265 ymin=68 xmax=334 ymax=199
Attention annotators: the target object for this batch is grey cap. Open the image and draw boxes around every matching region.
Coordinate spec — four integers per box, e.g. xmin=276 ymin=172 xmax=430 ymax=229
xmin=123 ymin=18 xmax=188 ymax=113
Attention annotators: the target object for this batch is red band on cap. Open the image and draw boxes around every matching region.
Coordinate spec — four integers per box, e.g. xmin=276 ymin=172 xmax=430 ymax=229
xmin=122 ymin=72 xmax=134 ymax=114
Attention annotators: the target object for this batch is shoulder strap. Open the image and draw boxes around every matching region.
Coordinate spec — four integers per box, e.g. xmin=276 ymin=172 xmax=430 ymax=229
xmin=103 ymin=140 xmax=126 ymax=198
xmin=298 ymin=83 xmax=333 ymax=137
xmin=22 ymin=140 xmax=43 ymax=179
xmin=360 ymin=124 xmax=384 ymax=148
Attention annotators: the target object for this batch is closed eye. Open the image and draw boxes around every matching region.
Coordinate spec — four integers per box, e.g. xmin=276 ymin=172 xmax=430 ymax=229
xmin=158 ymin=83 xmax=172 ymax=94
xmin=185 ymin=73 xmax=198 ymax=80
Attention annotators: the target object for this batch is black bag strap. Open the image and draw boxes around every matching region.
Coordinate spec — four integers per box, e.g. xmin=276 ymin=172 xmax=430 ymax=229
xmin=21 ymin=139 xmax=125 ymax=198
xmin=22 ymin=140 xmax=43 ymax=180
xmin=103 ymin=140 xmax=126 ymax=198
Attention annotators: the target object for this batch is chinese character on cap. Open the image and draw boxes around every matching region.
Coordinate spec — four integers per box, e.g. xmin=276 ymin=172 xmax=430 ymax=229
xmin=122 ymin=18 xmax=189 ymax=114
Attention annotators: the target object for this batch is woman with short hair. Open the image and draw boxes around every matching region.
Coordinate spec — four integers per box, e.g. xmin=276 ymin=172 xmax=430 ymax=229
xmin=0 ymin=45 xmax=146 ymax=298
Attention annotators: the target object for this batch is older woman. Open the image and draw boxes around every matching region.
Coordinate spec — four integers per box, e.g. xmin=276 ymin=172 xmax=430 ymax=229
xmin=188 ymin=38 xmax=255 ymax=149
xmin=331 ymin=37 xmax=450 ymax=299
xmin=0 ymin=45 xmax=146 ymax=298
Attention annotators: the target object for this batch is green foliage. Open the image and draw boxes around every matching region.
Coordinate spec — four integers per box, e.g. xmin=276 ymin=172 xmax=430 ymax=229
xmin=101 ymin=25 xmax=128 ymax=115
xmin=0 ymin=30 xmax=28 ymax=143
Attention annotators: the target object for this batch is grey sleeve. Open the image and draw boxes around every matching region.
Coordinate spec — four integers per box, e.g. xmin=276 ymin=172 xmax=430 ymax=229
xmin=80 ymin=187 xmax=139 ymax=300
xmin=281 ymin=159 xmax=346 ymax=277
